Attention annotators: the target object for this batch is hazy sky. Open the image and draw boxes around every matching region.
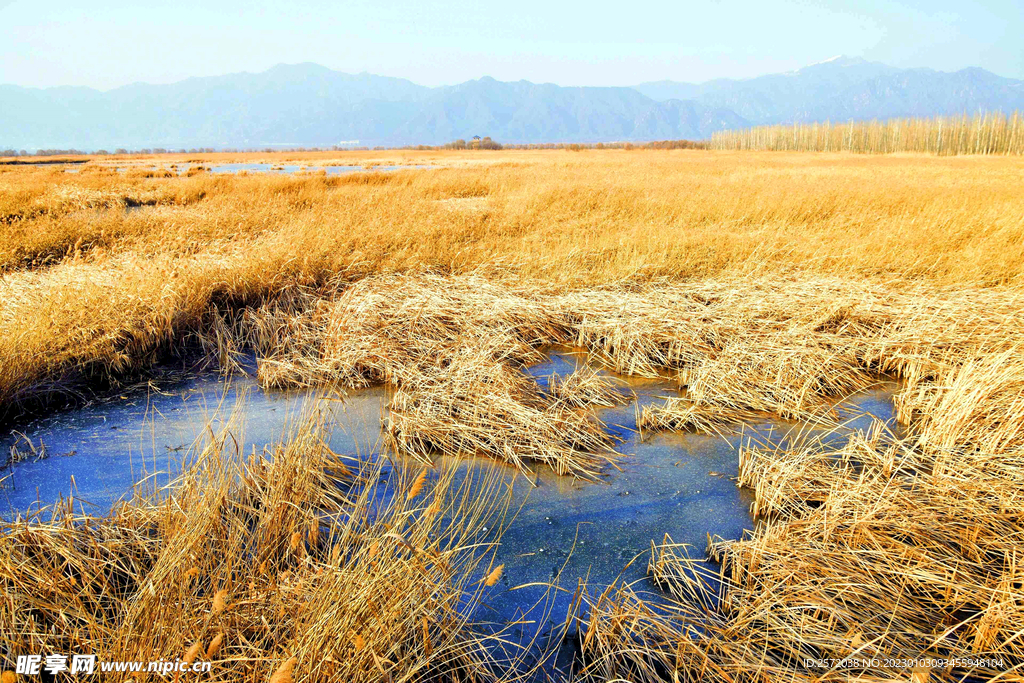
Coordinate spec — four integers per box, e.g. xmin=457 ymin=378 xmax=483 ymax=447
xmin=1 ymin=0 xmax=1020 ymax=90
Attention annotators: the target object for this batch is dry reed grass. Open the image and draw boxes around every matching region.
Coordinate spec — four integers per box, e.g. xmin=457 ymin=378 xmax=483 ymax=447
xmin=4 ymin=149 xmax=1024 ymax=284
xmin=233 ymin=272 xmax=1024 ymax=480
xmin=1 ymin=150 xmax=1023 ymax=680
xmin=2 ymin=150 xmax=1022 ymax=419
xmin=247 ymin=274 xmax=620 ymax=478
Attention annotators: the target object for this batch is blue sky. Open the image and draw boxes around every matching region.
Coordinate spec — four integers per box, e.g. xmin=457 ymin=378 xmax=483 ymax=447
xmin=1 ymin=0 xmax=1019 ymax=89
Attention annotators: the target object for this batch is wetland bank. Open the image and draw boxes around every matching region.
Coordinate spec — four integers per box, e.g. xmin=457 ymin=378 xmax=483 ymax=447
xmin=1 ymin=149 xmax=1023 ymax=681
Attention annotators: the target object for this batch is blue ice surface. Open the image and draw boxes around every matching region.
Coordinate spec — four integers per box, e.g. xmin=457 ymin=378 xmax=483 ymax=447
xmin=106 ymin=163 xmax=430 ymax=175
xmin=0 ymin=350 xmax=897 ymax=656
xmin=206 ymin=163 xmax=425 ymax=175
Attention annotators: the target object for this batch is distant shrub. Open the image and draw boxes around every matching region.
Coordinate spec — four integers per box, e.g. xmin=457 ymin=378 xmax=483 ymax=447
xmin=444 ymin=137 xmax=502 ymax=150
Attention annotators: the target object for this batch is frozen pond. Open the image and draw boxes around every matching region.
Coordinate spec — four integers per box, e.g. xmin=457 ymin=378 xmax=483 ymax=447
xmin=89 ymin=163 xmax=431 ymax=175
xmin=0 ymin=351 xmax=896 ymax=647
xmin=1 ymin=375 xmax=385 ymax=515
xmin=206 ymin=163 xmax=425 ymax=174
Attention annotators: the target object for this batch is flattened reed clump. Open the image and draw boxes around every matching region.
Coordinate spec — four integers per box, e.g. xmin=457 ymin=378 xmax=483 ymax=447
xmin=895 ymin=347 xmax=1024 ymax=456
xmin=239 ymin=273 xmax=1024 ymax=479
xmin=636 ymin=397 xmax=768 ymax=437
xmin=546 ymin=365 xmax=628 ymax=410
xmin=248 ymin=274 xmax=621 ymax=478
xmin=384 ymin=351 xmax=619 ymax=478
xmin=0 ymin=414 xmax=527 ymax=682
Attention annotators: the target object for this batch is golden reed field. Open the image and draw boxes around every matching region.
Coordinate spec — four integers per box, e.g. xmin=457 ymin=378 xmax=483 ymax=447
xmin=2 ymin=147 xmax=1024 ymax=681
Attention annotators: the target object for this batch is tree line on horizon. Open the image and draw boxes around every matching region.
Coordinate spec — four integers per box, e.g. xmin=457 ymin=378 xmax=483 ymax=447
xmin=711 ymin=112 xmax=1024 ymax=155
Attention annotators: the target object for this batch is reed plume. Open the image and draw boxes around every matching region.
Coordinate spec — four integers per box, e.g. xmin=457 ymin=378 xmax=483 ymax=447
xmin=484 ymin=564 xmax=504 ymax=587
xmin=206 ymin=633 xmax=224 ymax=659
xmin=406 ymin=469 xmax=428 ymax=500
xmin=183 ymin=641 xmax=202 ymax=665
xmin=212 ymin=589 xmax=229 ymax=616
xmin=269 ymin=657 xmax=295 ymax=683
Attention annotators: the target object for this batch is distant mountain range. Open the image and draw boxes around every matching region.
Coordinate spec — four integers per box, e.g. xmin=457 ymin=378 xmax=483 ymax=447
xmin=3 ymin=57 xmax=1023 ymax=150
xmin=634 ymin=56 xmax=1024 ymax=126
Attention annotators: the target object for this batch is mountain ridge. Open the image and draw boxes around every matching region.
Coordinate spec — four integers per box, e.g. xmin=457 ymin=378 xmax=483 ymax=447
xmin=634 ymin=55 xmax=1024 ymax=125
xmin=3 ymin=58 xmax=1022 ymax=150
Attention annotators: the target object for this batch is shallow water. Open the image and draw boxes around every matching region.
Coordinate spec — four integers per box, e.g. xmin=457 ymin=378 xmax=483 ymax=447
xmin=484 ymin=353 xmax=896 ymax=636
xmin=5 ymin=160 xmax=86 ymax=167
xmin=96 ymin=163 xmax=430 ymax=176
xmin=0 ymin=376 xmax=387 ymax=516
xmin=207 ymin=163 xmax=425 ymax=175
xmin=0 ymin=351 xmax=896 ymax=657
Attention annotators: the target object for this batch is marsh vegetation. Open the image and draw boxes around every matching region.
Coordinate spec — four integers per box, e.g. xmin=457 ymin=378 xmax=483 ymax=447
xmin=1 ymin=148 xmax=1023 ymax=681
